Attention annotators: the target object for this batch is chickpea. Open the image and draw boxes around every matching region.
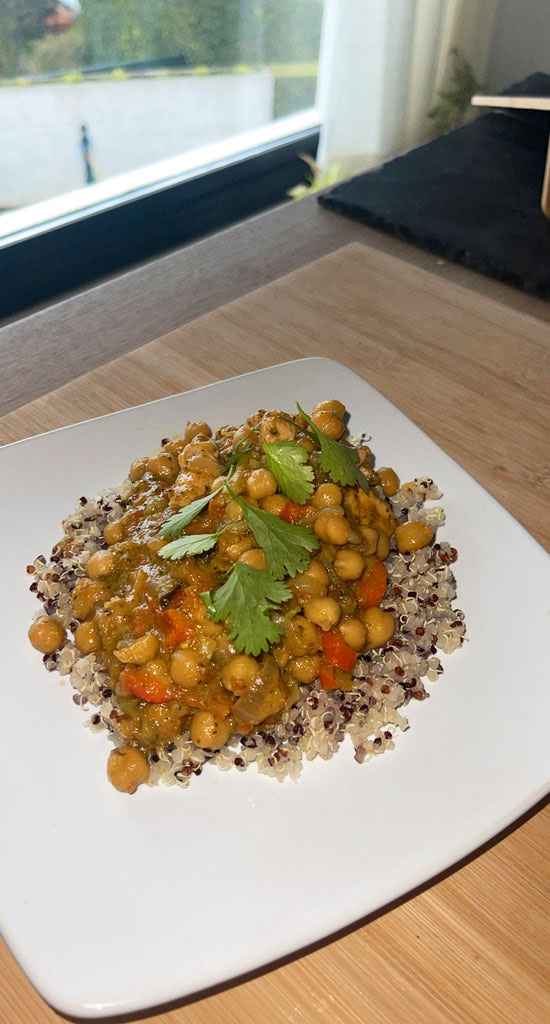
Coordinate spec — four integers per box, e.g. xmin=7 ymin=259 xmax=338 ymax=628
xmin=334 ymin=548 xmax=364 ymax=580
xmin=114 ymin=632 xmax=159 ymax=664
xmin=223 ymin=534 xmax=256 ymax=562
xmin=224 ymin=498 xmax=244 ymax=521
xmin=146 ymin=452 xmax=178 ymax=480
xmin=360 ymin=525 xmax=379 ymax=555
xmin=286 ymin=615 xmax=322 ymax=656
xmin=231 ymin=424 xmax=256 ymax=446
xmin=171 ymin=470 xmax=209 ymax=505
xmin=289 ymin=558 xmax=329 ymax=601
xmin=338 ymin=617 xmax=367 ymax=651
xmin=297 ymin=435 xmax=315 ymax=454
xmin=311 ymin=409 xmax=344 ymax=440
xmin=185 ymin=455 xmax=220 ymax=480
xmin=312 ymin=399 xmax=346 ymax=417
xmin=361 ymin=607 xmax=395 ymax=650
xmin=71 ymin=578 xmax=106 ymax=620
xmin=394 ymin=521 xmax=433 ymax=553
xmin=312 ymin=482 xmax=343 ymax=508
xmin=86 ymin=549 xmax=116 ymax=578
xmin=260 ymin=411 xmax=296 ymax=443
xmin=162 ymin=437 xmax=187 ymax=457
xmin=169 ymin=648 xmax=203 ymax=687
xmin=304 ymin=597 xmax=341 ymax=632
xmin=180 ymin=440 xmax=216 ymax=464
xmin=74 ymin=620 xmax=100 ymax=654
xmin=103 ymin=520 xmax=124 ymax=545
xmin=272 ymin=644 xmax=290 ymax=669
xmin=261 ymin=494 xmax=288 ymax=516
xmin=191 ymin=711 xmax=231 ymax=750
xmin=314 ymin=513 xmax=349 ymax=545
xmin=238 ymin=548 xmax=267 ymax=571
xmin=378 ymin=467 xmax=400 ymax=497
xmin=107 ymin=745 xmax=150 ymax=794
xmin=147 ymin=537 xmax=166 ymax=555
xmin=288 ymin=655 xmax=321 ymax=685
xmin=129 ymin=457 xmax=148 ymax=483
xmin=376 ymin=532 xmax=391 ymax=560
xmin=28 ymin=615 xmax=66 ymax=654
xmin=305 ymin=559 xmax=330 ymax=586
xmin=222 ymin=654 xmax=258 ymax=694
xmin=184 ymin=421 xmax=212 ymax=442
xmin=246 ymin=468 xmax=277 ymax=500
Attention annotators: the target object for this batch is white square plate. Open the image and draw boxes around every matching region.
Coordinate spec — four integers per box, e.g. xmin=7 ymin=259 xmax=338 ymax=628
xmin=1 ymin=358 xmax=549 ymax=1018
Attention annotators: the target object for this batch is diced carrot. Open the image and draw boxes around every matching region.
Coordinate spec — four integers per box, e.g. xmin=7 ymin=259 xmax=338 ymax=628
xmin=355 ymin=558 xmax=387 ymax=609
xmin=318 ymin=663 xmax=340 ymax=690
xmin=131 ymin=606 xmax=154 ymax=637
xmin=119 ymin=667 xmax=179 ymax=703
xmin=143 ymin=588 xmax=199 ymax=647
xmin=280 ymin=501 xmax=314 ymax=524
xmin=321 ymin=630 xmax=357 ymax=672
xmin=163 ymin=609 xmax=195 ymax=647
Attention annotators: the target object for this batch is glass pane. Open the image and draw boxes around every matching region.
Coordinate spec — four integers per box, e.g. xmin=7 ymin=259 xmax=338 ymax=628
xmin=0 ymin=1 xmax=324 ymax=225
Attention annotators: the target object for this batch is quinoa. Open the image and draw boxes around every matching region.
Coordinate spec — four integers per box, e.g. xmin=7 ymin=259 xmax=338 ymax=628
xmin=28 ymin=473 xmax=465 ymax=787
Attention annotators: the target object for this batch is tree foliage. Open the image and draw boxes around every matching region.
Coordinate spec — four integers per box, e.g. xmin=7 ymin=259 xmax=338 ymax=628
xmin=0 ymin=0 xmax=55 ymax=75
xmin=1 ymin=0 xmax=324 ymax=81
xmin=80 ymin=0 xmax=323 ymax=68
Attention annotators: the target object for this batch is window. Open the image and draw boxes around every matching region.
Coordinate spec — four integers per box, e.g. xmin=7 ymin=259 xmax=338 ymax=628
xmin=0 ymin=2 xmax=324 ymax=317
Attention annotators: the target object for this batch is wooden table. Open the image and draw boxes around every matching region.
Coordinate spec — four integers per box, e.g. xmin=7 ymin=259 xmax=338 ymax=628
xmin=1 ymin=242 xmax=549 ymax=1023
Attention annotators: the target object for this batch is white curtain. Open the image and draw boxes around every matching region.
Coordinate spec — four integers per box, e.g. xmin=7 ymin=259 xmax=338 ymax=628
xmin=316 ymin=0 xmax=500 ymax=174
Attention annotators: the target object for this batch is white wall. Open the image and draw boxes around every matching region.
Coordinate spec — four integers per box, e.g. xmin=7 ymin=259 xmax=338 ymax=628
xmin=0 ymin=71 xmax=274 ymax=207
xmin=485 ymin=0 xmax=550 ymax=92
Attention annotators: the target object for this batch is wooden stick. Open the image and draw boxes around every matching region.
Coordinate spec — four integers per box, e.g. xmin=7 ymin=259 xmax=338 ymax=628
xmin=471 ymin=94 xmax=550 ymax=110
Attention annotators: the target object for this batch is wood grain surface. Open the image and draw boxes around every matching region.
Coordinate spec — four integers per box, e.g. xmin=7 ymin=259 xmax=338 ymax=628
xmin=3 ymin=193 xmax=550 ymax=417
xmin=1 ymin=242 xmax=549 ymax=1024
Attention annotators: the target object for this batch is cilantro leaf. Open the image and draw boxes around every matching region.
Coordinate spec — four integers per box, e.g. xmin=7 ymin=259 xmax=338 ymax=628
xmin=159 ymin=485 xmax=223 ymax=540
xmin=233 ymin=496 xmax=318 ymax=578
xmin=159 ymin=530 xmax=223 ymax=560
xmin=296 ymin=403 xmax=370 ymax=494
xmin=263 ymin=440 xmax=314 ymax=504
xmin=201 ymin=564 xmax=292 ymax=655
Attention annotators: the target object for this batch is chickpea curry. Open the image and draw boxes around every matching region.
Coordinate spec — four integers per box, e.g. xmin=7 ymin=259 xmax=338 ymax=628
xmin=28 ymin=400 xmax=437 ymax=794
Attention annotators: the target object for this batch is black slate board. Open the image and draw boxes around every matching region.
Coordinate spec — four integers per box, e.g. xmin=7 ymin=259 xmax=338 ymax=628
xmin=319 ymin=73 xmax=550 ymax=297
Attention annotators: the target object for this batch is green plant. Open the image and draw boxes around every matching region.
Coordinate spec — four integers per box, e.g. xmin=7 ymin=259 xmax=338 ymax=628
xmin=27 ymin=22 xmax=84 ymax=73
xmin=288 ymin=154 xmax=343 ymax=199
xmin=110 ymin=67 xmax=127 ymax=80
xmin=429 ymin=48 xmax=482 ymax=134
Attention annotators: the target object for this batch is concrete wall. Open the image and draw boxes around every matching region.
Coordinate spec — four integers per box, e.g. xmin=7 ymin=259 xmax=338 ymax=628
xmin=0 ymin=71 xmax=274 ymax=207
xmin=485 ymin=0 xmax=550 ymax=92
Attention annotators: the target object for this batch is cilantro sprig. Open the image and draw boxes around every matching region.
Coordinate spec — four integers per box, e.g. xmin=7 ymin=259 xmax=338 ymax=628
xmin=159 ymin=437 xmax=252 ymax=542
xmin=159 ymin=529 xmax=225 ymax=560
xmin=296 ymin=402 xmax=370 ymax=494
xmin=201 ymin=564 xmax=291 ymax=655
xmin=229 ymin=490 xmax=318 ymax=578
xmin=263 ymin=439 xmax=314 ymax=504
xmin=221 ymin=436 xmax=254 ymax=476
xmin=159 ymin=485 xmax=223 ymax=541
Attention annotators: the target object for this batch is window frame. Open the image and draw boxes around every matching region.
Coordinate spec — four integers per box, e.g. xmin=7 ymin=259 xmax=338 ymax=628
xmin=0 ymin=121 xmax=320 ymax=321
